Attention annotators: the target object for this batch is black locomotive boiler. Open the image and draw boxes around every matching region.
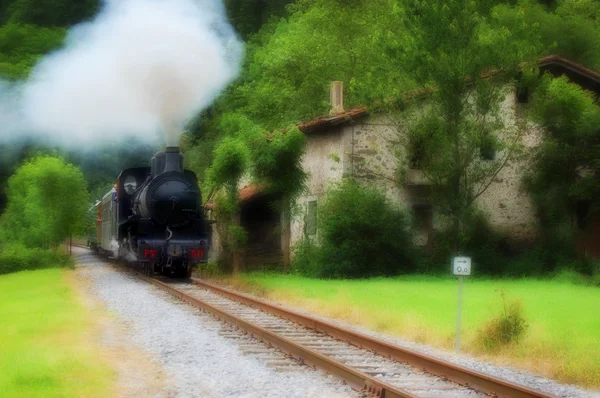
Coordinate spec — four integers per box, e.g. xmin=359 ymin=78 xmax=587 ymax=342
xmin=94 ymin=147 xmax=209 ymax=277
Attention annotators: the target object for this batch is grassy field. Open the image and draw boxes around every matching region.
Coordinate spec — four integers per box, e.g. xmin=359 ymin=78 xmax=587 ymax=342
xmin=0 ymin=269 xmax=113 ymax=398
xmin=220 ymin=273 xmax=600 ymax=389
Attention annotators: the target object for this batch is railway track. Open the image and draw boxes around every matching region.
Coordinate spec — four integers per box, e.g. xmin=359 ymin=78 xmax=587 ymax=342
xmin=136 ymin=274 xmax=556 ymax=398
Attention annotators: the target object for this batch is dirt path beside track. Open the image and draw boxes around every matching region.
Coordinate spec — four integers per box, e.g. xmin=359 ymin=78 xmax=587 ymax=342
xmin=69 ymin=265 xmax=168 ymax=398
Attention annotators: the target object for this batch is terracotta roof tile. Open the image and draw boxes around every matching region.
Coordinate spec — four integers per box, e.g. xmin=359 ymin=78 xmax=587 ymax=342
xmin=297 ymin=106 xmax=368 ymax=133
xmin=204 ymin=184 xmax=264 ymax=210
xmin=539 ymin=55 xmax=600 ymax=81
xmin=239 ymin=184 xmax=263 ymax=202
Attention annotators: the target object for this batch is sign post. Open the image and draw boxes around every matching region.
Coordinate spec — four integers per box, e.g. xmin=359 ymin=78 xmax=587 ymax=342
xmin=452 ymin=256 xmax=471 ymax=353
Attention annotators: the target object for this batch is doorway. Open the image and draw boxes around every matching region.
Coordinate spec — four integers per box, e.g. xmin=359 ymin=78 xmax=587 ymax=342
xmin=239 ymin=193 xmax=282 ymax=269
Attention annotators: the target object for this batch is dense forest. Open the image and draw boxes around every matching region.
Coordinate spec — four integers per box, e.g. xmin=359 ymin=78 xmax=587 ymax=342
xmin=1 ymin=0 xmax=600 ymax=276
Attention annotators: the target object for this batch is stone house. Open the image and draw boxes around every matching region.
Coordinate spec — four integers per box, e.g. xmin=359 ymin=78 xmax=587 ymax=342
xmin=209 ymin=56 xmax=600 ymax=268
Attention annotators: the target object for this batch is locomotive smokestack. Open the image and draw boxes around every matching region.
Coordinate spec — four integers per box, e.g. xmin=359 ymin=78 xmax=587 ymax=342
xmin=151 ymin=147 xmax=183 ymax=177
xmin=163 ymin=146 xmax=182 ymax=173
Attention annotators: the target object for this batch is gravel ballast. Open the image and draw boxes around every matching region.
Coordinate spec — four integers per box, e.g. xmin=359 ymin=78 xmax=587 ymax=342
xmin=76 ymin=250 xmax=354 ymax=398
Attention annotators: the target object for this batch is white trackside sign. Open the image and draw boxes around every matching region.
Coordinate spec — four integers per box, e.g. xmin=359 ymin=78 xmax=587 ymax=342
xmin=452 ymin=256 xmax=471 ymax=276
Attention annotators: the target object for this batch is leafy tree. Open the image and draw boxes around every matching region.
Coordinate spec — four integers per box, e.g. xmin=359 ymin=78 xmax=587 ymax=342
xmin=555 ymin=0 xmax=600 ymax=23
xmin=203 ymin=113 xmax=306 ymax=269
xmin=0 ymin=155 xmax=89 ymax=248
xmin=525 ymin=74 xmax=600 ymax=269
xmin=393 ymin=0 xmax=539 ymax=253
xmin=496 ymin=0 xmax=600 ymax=70
xmin=0 ymin=23 xmax=66 ymax=79
xmin=224 ymin=0 xmax=292 ymax=39
xmin=2 ymin=0 xmax=100 ymax=27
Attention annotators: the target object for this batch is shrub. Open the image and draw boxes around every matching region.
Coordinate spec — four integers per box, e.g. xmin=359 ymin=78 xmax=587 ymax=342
xmin=293 ymin=180 xmax=416 ymax=278
xmin=552 ymin=268 xmax=589 ymax=285
xmin=291 ymin=238 xmax=320 ymax=276
xmin=476 ymin=290 xmax=528 ymax=351
xmin=0 ymin=243 xmax=74 ymax=275
xmin=426 ymin=211 xmax=517 ymax=276
xmin=591 ymin=271 xmax=600 ymax=287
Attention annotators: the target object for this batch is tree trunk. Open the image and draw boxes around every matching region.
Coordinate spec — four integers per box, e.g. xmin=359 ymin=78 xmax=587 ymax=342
xmin=282 ymin=196 xmax=291 ymax=270
xmin=232 ymin=211 xmax=242 ymax=275
xmin=453 ymin=215 xmax=461 ymax=255
xmin=233 ymin=250 xmax=243 ymax=275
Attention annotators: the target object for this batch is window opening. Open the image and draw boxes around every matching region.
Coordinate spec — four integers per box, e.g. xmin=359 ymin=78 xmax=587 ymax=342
xmin=409 ymin=136 xmax=425 ymax=169
xmin=413 ymin=205 xmax=433 ymax=247
xmin=480 ymin=133 xmax=496 ymax=161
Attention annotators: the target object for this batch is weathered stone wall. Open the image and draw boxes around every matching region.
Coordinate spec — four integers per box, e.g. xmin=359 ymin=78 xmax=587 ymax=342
xmin=290 ymin=88 xmax=542 ymax=248
xmin=290 ymin=127 xmax=346 ymax=245
xmin=475 ymin=92 xmax=541 ymax=243
xmin=342 ymin=116 xmax=411 ymax=206
xmin=208 ymin=221 xmax=222 ymax=262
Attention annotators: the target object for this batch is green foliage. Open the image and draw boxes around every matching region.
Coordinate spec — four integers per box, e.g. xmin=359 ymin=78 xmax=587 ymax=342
xmin=224 ymin=0 xmax=410 ymax=129
xmin=2 ymin=0 xmax=99 ymax=27
xmin=476 ymin=290 xmax=528 ymax=351
xmin=206 ymin=136 xmax=249 ymax=190
xmin=525 ymin=74 xmax=600 ymax=265
xmin=196 ymin=261 xmax=222 ymax=277
xmin=0 ymin=243 xmax=73 ymax=275
xmin=0 ymin=23 xmax=66 ymax=80
xmin=494 ymin=0 xmax=600 ymax=69
xmin=290 ymin=237 xmax=320 ymax=277
xmin=0 ymin=155 xmax=89 ymax=249
xmin=552 ymin=267 xmax=590 ymax=285
xmin=227 ymin=225 xmax=248 ymax=250
xmin=180 ymin=132 xmax=215 ymax=190
xmin=247 ymin=127 xmax=307 ymax=199
xmin=426 ymin=211 xmax=505 ymax=274
xmin=0 ymin=0 xmax=99 ymax=80
xmin=224 ymin=0 xmax=292 ymax=39
xmin=293 ymin=180 xmax=416 ymax=278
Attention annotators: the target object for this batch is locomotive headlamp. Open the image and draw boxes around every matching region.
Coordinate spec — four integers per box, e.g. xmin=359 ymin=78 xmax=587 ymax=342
xmin=123 ymin=175 xmax=138 ymax=194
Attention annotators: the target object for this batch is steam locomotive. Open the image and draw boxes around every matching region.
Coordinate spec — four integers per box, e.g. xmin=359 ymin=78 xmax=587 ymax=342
xmin=91 ymin=147 xmax=209 ymax=278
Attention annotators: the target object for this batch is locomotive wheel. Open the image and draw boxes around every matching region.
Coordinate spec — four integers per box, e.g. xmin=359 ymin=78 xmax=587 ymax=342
xmin=140 ymin=261 xmax=151 ymax=277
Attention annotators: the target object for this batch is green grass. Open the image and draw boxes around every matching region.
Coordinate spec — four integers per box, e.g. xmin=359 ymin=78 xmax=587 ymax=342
xmin=225 ymin=273 xmax=600 ymax=389
xmin=0 ymin=269 xmax=114 ymax=398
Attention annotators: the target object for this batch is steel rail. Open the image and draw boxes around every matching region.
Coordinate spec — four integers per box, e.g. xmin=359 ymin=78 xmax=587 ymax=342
xmin=191 ymin=278 xmax=556 ymax=398
xmin=140 ymin=275 xmax=418 ymax=398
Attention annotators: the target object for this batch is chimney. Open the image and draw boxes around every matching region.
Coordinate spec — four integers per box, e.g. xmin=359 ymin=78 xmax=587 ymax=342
xmin=329 ymin=81 xmax=344 ymax=115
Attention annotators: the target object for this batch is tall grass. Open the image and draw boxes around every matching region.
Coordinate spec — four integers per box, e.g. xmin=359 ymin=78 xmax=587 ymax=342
xmin=221 ymin=273 xmax=600 ymax=389
xmin=0 ymin=269 xmax=113 ymax=397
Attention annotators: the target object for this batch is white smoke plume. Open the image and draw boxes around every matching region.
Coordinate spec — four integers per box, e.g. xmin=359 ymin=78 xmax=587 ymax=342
xmin=0 ymin=0 xmax=242 ymax=149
